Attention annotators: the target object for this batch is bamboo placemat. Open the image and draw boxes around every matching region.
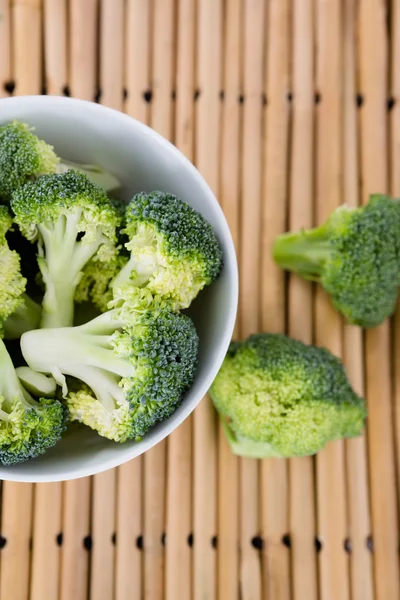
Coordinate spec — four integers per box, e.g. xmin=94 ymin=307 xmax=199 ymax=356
xmin=0 ymin=1 xmax=399 ymax=599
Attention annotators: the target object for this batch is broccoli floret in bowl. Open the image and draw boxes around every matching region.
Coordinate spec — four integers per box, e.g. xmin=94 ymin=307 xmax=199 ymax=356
xmin=11 ymin=170 xmax=121 ymax=329
xmin=0 ymin=206 xmax=41 ymax=339
xmin=0 ymin=339 xmax=67 ymax=465
xmin=21 ymin=287 xmax=199 ymax=443
xmin=210 ymin=333 xmax=366 ymax=458
xmin=112 ymin=191 xmax=223 ymax=310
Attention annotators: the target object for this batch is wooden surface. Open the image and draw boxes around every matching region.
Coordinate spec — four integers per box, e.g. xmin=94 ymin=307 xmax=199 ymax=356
xmin=0 ymin=0 xmax=399 ymax=598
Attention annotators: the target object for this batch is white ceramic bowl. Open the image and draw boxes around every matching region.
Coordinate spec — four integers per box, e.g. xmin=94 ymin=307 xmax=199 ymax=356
xmin=0 ymin=95 xmax=238 ymax=482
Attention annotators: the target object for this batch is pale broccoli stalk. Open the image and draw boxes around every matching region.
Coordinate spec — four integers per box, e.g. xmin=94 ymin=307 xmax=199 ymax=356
xmin=21 ymin=286 xmax=199 ymax=443
xmin=0 ymin=339 xmax=67 ymax=465
xmin=273 ymin=194 xmax=400 ymax=327
xmin=111 ymin=191 xmax=223 ymax=310
xmin=210 ymin=334 xmax=366 ymax=459
xmin=57 ymin=160 xmax=121 ymax=194
xmin=11 ymin=170 xmax=120 ymax=329
xmin=3 ymin=293 xmax=42 ymax=339
xmin=15 ymin=367 xmax=57 ymax=397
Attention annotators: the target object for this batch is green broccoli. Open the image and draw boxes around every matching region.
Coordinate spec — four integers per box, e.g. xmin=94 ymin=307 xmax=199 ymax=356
xmin=111 ymin=191 xmax=223 ymax=310
xmin=75 ymin=253 xmax=128 ymax=312
xmin=0 ymin=338 xmax=67 ymax=465
xmin=0 ymin=206 xmax=41 ymax=338
xmin=210 ymin=333 xmax=366 ymax=458
xmin=11 ymin=170 xmax=121 ymax=329
xmin=0 ymin=120 xmax=122 ymax=201
xmin=273 ymin=194 xmax=400 ymax=327
xmin=0 ymin=121 xmax=59 ymax=200
xmin=75 ymin=197 xmax=129 ymax=312
xmin=21 ymin=286 xmax=199 ymax=443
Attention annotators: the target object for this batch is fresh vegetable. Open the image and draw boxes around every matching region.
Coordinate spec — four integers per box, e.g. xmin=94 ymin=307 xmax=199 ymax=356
xmin=11 ymin=170 xmax=121 ymax=329
xmin=0 ymin=338 xmax=67 ymax=465
xmin=0 ymin=206 xmax=41 ymax=338
xmin=0 ymin=121 xmax=59 ymax=200
xmin=210 ymin=333 xmax=366 ymax=458
xmin=0 ymin=121 xmax=121 ymax=202
xmin=273 ymin=194 xmax=400 ymax=327
xmin=111 ymin=191 xmax=223 ymax=310
xmin=21 ymin=286 xmax=199 ymax=443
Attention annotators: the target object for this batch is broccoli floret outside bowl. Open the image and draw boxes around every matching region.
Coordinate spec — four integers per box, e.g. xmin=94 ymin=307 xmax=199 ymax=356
xmin=210 ymin=334 xmax=366 ymax=458
xmin=273 ymin=195 xmax=400 ymax=328
xmin=0 ymin=95 xmax=238 ymax=482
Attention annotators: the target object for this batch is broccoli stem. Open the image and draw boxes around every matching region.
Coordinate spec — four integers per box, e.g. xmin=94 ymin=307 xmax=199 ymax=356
xmin=38 ymin=216 xmax=109 ymax=328
xmin=21 ymin=326 xmax=136 ymax=379
xmin=57 ymin=160 xmax=121 ymax=194
xmin=112 ymin=255 xmax=154 ymax=290
xmin=221 ymin=418 xmax=283 ymax=459
xmin=40 ymin=279 xmax=76 ymax=329
xmin=0 ymin=339 xmax=33 ymax=410
xmin=3 ymin=293 xmax=41 ymax=339
xmin=273 ymin=224 xmax=333 ymax=281
xmin=15 ymin=367 xmax=56 ymax=397
xmin=68 ymin=365 xmax=125 ymax=412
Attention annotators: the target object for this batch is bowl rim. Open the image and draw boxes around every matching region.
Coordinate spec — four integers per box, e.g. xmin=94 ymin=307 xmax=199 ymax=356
xmin=0 ymin=95 xmax=238 ymax=482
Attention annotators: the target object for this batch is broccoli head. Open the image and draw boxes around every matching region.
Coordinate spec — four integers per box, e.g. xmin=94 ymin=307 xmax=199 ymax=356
xmin=21 ymin=286 xmax=199 ymax=443
xmin=0 ymin=121 xmax=59 ymax=200
xmin=210 ymin=333 xmax=366 ymax=458
xmin=112 ymin=191 xmax=223 ymax=310
xmin=0 ymin=338 xmax=67 ymax=465
xmin=0 ymin=206 xmax=41 ymax=338
xmin=273 ymin=194 xmax=400 ymax=327
xmin=11 ymin=170 xmax=121 ymax=328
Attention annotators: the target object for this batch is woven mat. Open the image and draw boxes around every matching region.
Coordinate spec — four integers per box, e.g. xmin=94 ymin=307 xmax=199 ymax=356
xmin=0 ymin=1 xmax=398 ymax=599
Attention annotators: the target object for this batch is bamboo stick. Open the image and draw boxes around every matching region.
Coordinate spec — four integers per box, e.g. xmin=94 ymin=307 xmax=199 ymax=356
xmin=194 ymin=1 xmax=223 ymax=599
xmin=358 ymin=1 xmax=400 ymax=598
xmin=13 ymin=0 xmax=42 ymax=96
xmin=115 ymin=461 xmax=143 ymax=600
xmin=90 ymin=471 xmax=117 ymax=600
xmin=115 ymin=3 xmax=152 ymax=597
xmin=143 ymin=2 xmax=175 ymax=599
xmin=315 ymin=2 xmax=349 ymax=600
xmin=165 ymin=1 xmax=195 ymax=598
xmin=217 ymin=0 xmax=241 ymax=598
xmin=30 ymin=483 xmax=62 ymax=600
xmin=342 ymin=2 xmax=374 ymax=599
xmin=70 ymin=0 xmax=98 ymax=100
xmin=43 ymin=0 xmax=67 ymax=95
xmin=100 ymin=0 xmax=124 ymax=109
xmin=286 ymin=2 xmax=318 ymax=599
xmin=124 ymin=0 xmax=152 ymax=123
xmin=260 ymin=2 xmax=291 ymax=599
xmin=0 ymin=483 xmax=33 ymax=600
xmin=60 ymin=478 xmax=91 ymax=600
xmin=239 ymin=2 xmax=265 ymax=600
xmin=0 ymin=0 xmax=11 ymax=97
xmin=392 ymin=5 xmax=400 ymax=590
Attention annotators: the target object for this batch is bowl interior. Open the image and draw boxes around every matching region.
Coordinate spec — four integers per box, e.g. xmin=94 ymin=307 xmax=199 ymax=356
xmin=0 ymin=96 xmax=238 ymax=482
